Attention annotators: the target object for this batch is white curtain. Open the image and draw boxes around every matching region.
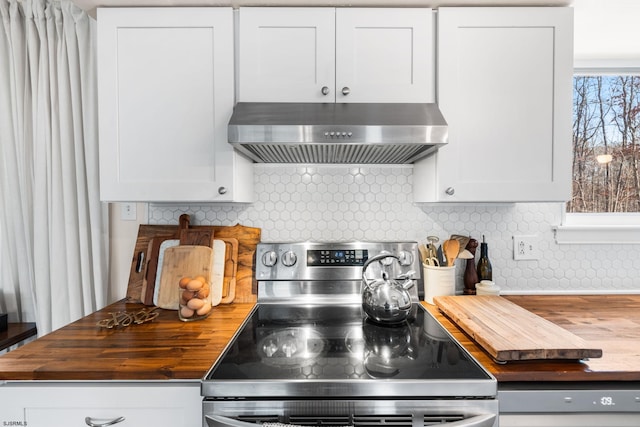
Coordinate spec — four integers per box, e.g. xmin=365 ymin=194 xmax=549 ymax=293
xmin=0 ymin=0 xmax=108 ymax=335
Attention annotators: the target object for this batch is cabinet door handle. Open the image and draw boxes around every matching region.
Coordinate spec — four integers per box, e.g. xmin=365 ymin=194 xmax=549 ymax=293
xmin=321 ymin=86 xmax=330 ymax=95
xmin=445 ymin=187 xmax=455 ymax=196
xmin=85 ymin=417 xmax=125 ymax=427
xmin=218 ymin=186 xmax=228 ymax=195
xmin=341 ymin=86 xmax=350 ymax=96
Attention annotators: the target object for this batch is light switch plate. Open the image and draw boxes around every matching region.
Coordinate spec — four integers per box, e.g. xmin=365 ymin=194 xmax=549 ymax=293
xmin=120 ymin=203 xmax=137 ymax=221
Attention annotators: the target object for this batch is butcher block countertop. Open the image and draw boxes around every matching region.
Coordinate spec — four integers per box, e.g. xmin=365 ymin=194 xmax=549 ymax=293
xmin=0 ymin=299 xmax=254 ymax=381
xmin=423 ymin=294 xmax=640 ymax=382
xmin=0 ymin=295 xmax=639 ymax=383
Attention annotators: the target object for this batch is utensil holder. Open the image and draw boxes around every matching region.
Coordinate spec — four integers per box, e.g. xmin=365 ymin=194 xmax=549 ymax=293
xmin=423 ymin=265 xmax=455 ymax=304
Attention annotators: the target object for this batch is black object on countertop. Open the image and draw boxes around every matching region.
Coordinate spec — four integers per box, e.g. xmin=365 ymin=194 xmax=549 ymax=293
xmin=477 ymin=235 xmax=493 ymax=282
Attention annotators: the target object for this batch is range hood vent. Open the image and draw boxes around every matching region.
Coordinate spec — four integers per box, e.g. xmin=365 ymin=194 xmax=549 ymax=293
xmin=228 ymin=102 xmax=448 ymax=164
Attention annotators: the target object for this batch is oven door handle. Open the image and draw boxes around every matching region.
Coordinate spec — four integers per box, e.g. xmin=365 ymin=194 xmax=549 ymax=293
xmin=205 ymin=414 xmax=496 ymax=427
xmin=446 ymin=414 xmax=496 ymax=427
xmin=205 ymin=415 xmax=260 ymax=427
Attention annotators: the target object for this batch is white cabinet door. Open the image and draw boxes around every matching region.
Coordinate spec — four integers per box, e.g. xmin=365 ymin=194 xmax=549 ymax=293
xmin=414 ymin=7 xmax=573 ymax=202
xmin=238 ymin=8 xmax=434 ymax=103
xmin=98 ymin=8 xmax=252 ymax=202
xmin=238 ymin=8 xmax=336 ymax=102
xmin=0 ymin=382 xmax=201 ymax=427
xmin=336 ymin=8 xmax=433 ymax=103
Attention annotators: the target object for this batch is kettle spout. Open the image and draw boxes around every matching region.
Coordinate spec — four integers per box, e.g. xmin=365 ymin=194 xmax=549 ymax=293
xmin=398 ymin=271 xmax=415 ymax=290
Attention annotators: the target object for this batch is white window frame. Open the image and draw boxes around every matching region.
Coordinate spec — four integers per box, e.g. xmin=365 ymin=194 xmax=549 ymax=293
xmin=554 ymin=65 xmax=640 ymax=244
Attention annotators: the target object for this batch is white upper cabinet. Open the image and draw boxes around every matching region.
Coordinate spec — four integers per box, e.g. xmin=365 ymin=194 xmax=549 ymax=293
xmin=238 ymin=8 xmax=335 ymax=103
xmin=238 ymin=7 xmax=434 ymax=103
xmin=97 ymin=8 xmax=252 ymax=202
xmin=414 ymin=7 xmax=573 ymax=203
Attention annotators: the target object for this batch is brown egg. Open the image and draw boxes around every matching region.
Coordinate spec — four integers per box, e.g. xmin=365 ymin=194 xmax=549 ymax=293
xmin=196 ymin=301 xmax=212 ymax=316
xmin=186 ymin=279 xmax=204 ymax=291
xmin=180 ymin=306 xmax=194 ymax=318
xmin=182 ymin=290 xmax=195 ymax=301
xmin=178 ymin=277 xmax=191 ymax=289
xmin=187 ymin=298 xmax=205 ymax=311
xmin=196 ymin=286 xmax=210 ymax=299
xmin=194 ymin=275 xmax=207 ymax=283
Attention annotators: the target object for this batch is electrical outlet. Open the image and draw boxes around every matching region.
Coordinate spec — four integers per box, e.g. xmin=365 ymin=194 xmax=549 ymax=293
xmin=513 ymin=235 xmax=539 ymax=260
xmin=120 ymin=203 xmax=137 ymax=221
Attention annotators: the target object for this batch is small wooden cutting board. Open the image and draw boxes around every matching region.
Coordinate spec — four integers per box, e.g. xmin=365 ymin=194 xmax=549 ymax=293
xmin=219 ymin=237 xmax=238 ymax=304
xmin=156 ymin=245 xmax=214 ymax=310
xmin=210 ymin=240 xmax=225 ymax=306
xmin=433 ymin=295 xmax=603 ymax=362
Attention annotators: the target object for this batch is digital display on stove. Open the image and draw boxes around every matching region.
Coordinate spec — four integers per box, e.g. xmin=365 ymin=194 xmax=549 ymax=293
xmin=307 ymin=249 xmax=368 ymax=266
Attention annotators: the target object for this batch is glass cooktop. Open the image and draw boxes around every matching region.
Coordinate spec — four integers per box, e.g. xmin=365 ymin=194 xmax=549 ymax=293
xmin=204 ymin=304 xmax=495 ymax=398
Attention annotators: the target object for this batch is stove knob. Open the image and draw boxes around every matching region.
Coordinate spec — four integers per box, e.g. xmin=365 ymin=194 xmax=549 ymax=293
xmin=262 ymin=250 xmax=278 ymax=267
xmin=281 ymin=250 xmax=298 ymax=267
xmin=398 ymin=251 xmax=413 ymax=266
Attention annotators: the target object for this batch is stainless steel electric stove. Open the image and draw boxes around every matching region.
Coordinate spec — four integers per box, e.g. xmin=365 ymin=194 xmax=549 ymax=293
xmin=203 ymin=241 xmax=498 ymax=427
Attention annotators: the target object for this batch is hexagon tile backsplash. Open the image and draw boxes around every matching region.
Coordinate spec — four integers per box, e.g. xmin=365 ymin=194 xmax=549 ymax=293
xmin=149 ymin=164 xmax=640 ymax=294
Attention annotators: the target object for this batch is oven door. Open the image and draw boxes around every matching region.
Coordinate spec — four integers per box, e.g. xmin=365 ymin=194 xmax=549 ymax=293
xmin=203 ymin=399 xmax=498 ymax=427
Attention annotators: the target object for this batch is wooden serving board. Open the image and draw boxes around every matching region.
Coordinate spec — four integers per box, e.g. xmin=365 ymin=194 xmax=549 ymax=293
xmin=126 ymin=221 xmax=261 ymax=304
xmin=219 ymin=237 xmax=238 ymax=304
xmin=156 ymin=245 xmax=214 ymax=310
xmin=433 ymin=295 xmax=603 ymax=362
xmin=179 ymin=226 xmax=215 ymax=247
xmin=210 ymin=240 xmax=225 ymax=306
xmin=142 ymin=236 xmax=179 ymax=305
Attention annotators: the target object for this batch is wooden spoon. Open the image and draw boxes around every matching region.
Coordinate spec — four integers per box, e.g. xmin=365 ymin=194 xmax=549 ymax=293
xmin=450 ymin=234 xmax=470 ymax=256
xmin=418 ymin=244 xmax=429 ymax=264
xmin=442 ymin=239 xmax=460 ymax=267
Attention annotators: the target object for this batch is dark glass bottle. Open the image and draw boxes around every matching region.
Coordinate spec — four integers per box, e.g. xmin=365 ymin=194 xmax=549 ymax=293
xmin=476 ymin=236 xmax=493 ymax=281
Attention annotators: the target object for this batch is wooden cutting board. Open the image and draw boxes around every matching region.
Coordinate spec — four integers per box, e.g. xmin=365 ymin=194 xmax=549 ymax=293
xmin=179 ymin=226 xmax=215 ymax=247
xmin=126 ymin=221 xmax=261 ymax=304
xmin=433 ymin=295 xmax=603 ymax=362
xmin=210 ymin=240 xmax=225 ymax=306
xmin=156 ymin=245 xmax=214 ymax=310
xmin=142 ymin=236 xmax=179 ymax=305
xmin=219 ymin=237 xmax=238 ymax=304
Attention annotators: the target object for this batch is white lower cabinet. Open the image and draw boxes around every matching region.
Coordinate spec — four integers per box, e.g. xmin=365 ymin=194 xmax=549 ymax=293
xmin=414 ymin=7 xmax=573 ymax=203
xmin=0 ymin=382 xmax=201 ymax=427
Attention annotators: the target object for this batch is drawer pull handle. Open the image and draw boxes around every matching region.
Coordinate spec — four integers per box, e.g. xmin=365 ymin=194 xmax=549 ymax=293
xmin=85 ymin=417 xmax=125 ymax=427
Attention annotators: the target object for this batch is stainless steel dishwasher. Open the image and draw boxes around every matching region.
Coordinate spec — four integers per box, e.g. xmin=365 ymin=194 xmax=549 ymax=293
xmin=499 ymin=382 xmax=640 ymax=426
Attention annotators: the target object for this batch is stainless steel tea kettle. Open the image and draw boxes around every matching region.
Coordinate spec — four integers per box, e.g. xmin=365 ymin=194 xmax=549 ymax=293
xmin=361 ymin=253 xmax=415 ymax=324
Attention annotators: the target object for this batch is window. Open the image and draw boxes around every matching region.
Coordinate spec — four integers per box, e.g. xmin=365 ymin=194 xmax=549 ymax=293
xmin=557 ymin=1 xmax=640 ymax=243
xmin=555 ymin=72 xmax=640 ymax=244
xmin=569 ymin=75 xmax=640 ymax=213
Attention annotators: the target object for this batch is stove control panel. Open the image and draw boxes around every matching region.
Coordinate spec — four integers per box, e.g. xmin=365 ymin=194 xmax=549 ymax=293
xmin=256 ymin=241 xmax=421 ymax=282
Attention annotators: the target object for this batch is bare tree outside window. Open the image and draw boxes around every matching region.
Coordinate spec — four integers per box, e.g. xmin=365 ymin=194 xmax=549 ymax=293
xmin=569 ymin=75 xmax=640 ymax=213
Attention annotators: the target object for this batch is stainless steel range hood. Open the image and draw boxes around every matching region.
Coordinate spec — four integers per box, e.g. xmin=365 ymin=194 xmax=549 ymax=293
xmin=228 ymin=102 xmax=448 ymax=164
